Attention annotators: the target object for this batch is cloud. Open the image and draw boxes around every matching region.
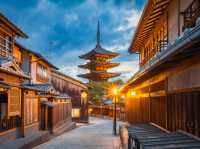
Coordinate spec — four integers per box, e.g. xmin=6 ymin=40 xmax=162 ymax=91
xmin=59 ymin=65 xmax=89 ymax=82
xmin=109 ymin=60 xmax=139 ymax=82
xmin=63 ymin=14 xmax=79 ymax=26
xmin=0 ymin=0 xmax=144 ymax=82
xmin=104 ymin=43 xmax=130 ymax=52
xmin=114 ymin=9 xmax=141 ymax=32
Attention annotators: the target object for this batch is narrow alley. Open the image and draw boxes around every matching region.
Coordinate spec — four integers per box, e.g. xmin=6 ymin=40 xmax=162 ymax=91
xmin=34 ymin=117 xmax=121 ymax=149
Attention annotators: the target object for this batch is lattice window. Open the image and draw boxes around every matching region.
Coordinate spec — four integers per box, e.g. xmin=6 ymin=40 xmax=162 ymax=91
xmin=36 ymin=63 xmax=49 ymax=82
xmin=8 ymin=87 xmax=21 ymax=117
xmin=0 ymin=30 xmax=13 ymax=57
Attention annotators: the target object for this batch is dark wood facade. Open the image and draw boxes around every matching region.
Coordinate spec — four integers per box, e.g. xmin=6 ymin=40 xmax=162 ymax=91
xmin=0 ymin=12 xmax=74 ymax=145
xmin=40 ymin=98 xmax=72 ymax=133
xmin=51 ymin=69 xmax=88 ymax=123
xmin=122 ymin=0 xmax=200 ymax=138
xmin=0 ymin=13 xmax=29 ymax=142
xmin=89 ymin=104 xmax=126 ymax=121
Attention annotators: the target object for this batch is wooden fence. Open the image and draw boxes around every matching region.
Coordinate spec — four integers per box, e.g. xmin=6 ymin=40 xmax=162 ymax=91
xmin=0 ymin=116 xmax=20 ymax=133
xmin=50 ymin=102 xmax=72 ymax=132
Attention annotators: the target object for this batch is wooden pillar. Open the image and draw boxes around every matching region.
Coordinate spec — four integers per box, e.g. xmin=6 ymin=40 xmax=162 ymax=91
xmin=165 ymin=78 xmax=168 ymax=129
xmin=19 ymin=89 xmax=25 ymax=137
xmin=177 ymin=0 xmax=180 ymax=36
xmin=38 ymin=96 xmax=41 ymax=130
xmin=45 ymin=106 xmax=48 ymax=130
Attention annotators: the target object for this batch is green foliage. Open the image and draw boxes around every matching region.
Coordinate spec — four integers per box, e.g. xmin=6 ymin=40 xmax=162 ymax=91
xmin=88 ymin=79 xmax=124 ymax=103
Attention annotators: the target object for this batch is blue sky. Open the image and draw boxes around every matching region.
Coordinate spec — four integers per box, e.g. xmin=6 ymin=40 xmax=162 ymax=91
xmin=1 ymin=0 xmax=146 ymax=82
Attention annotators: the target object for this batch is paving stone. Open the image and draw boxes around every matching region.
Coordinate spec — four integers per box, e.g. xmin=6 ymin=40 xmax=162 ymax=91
xmin=34 ymin=117 xmax=122 ymax=149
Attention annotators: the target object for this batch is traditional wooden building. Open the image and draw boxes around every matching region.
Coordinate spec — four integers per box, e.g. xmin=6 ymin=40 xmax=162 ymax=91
xmin=121 ymin=0 xmax=200 ymax=137
xmin=78 ymin=21 xmax=120 ymax=82
xmin=51 ymin=69 xmax=88 ymax=123
xmin=0 ymin=12 xmax=84 ymax=146
xmin=15 ymin=43 xmax=73 ymax=134
xmin=0 ymin=13 xmax=29 ymax=142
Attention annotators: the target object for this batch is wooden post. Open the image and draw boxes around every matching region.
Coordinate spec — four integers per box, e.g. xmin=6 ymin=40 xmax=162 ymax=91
xmin=178 ymin=0 xmax=180 ymax=36
xmin=38 ymin=96 xmax=41 ymax=130
xmin=45 ymin=106 xmax=48 ymax=130
xmin=165 ymin=78 xmax=168 ymax=129
xmin=19 ymin=89 xmax=25 ymax=137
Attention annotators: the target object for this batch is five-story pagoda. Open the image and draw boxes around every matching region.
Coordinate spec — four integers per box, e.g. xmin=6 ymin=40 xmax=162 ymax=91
xmin=78 ymin=21 xmax=120 ymax=82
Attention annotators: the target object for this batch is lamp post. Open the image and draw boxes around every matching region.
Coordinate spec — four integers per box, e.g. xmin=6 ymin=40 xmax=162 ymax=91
xmin=81 ymin=91 xmax=88 ymax=121
xmin=112 ymin=87 xmax=118 ymax=136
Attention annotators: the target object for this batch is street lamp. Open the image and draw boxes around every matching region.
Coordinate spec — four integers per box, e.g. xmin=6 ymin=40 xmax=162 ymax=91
xmin=130 ymin=90 xmax=136 ymax=96
xmin=112 ymin=87 xmax=118 ymax=136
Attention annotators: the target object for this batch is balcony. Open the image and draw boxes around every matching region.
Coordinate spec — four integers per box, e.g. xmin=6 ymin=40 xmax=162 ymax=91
xmin=0 ymin=33 xmax=13 ymax=58
xmin=182 ymin=0 xmax=200 ymax=31
xmin=140 ymin=39 xmax=168 ymax=66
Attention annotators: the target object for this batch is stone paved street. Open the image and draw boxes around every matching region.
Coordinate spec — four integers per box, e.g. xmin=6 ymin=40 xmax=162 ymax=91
xmin=34 ymin=117 xmax=121 ymax=149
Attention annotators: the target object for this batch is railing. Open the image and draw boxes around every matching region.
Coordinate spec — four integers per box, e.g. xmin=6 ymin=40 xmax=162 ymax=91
xmin=0 ymin=116 xmax=21 ymax=133
xmin=36 ymin=74 xmax=49 ymax=82
xmin=0 ymin=48 xmax=8 ymax=57
xmin=0 ymin=32 xmax=13 ymax=58
xmin=140 ymin=39 xmax=168 ymax=66
xmin=13 ymin=56 xmax=22 ymax=66
xmin=182 ymin=0 xmax=200 ymax=31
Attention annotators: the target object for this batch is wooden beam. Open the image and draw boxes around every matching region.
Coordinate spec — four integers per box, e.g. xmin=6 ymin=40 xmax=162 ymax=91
xmin=146 ymin=13 xmax=163 ymax=24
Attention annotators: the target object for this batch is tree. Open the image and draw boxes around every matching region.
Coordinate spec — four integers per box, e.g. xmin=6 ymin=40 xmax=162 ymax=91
xmin=88 ymin=79 xmax=124 ymax=104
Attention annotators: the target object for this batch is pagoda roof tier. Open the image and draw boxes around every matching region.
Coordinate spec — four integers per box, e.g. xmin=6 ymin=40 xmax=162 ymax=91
xmin=79 ymin=45 xmax=119 ymax=60
xmin=78 ymin=61 xmax=120 ymax=70
xmin=78 ymin=71 xmax=120 ymax=81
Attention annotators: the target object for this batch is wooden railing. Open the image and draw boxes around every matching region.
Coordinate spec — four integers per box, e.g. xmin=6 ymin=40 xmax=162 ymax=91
xmin=0 ymin=116 xmax=21 ymax=133
xmin=0 ymin=48 xmax=8 ymax=57
xmin=140 ymin=39 xmax=168 ymax=66
xmin=36 ymin=74 xmax=49 ymax=83
xmin=182 ymin=0 xmax=200 ymax=31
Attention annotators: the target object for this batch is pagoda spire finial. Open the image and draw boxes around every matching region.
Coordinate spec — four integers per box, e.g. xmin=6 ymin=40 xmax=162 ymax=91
xmin=96 ymin=20 xmax=101 ymax=47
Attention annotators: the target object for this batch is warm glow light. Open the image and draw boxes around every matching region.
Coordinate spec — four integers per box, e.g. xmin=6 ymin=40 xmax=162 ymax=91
xmin=88 ymin=108 xmax=93 ymax=114
xmin=131 ymin=91 xmax=136 ymax=96
xmin=121 ymin=95 xmax=125 ymax=99
xmin=112 ymin=87 xmax=118 ymax=95
xmin=72 ymin=108 xmax=80 ymax=118
xmin=81 ymin=92 xmax=87 ymax=98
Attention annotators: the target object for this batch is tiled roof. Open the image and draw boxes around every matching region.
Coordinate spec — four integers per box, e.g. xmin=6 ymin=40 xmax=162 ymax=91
xmin=79 ymin=61 xmax=119 ymax=69
xmin=22 ymin=83 xmax=58 ymax=95
xmin=54 ymin=93 xmax=71 ymax=99
xmin=0 ymin=81 xmax=11 ymax=89
xmin=79 ymin=45 xmax=119 ymax=59
xmin=0 ymin=13 xmax=28 ymax=38
xmin=93 ymin=46 xmax=118 ymax=55
xmin=41 ymin=101 xmax=55 ymax=107
xmin=0 ymin=56 xmax=30 ymax=79
xmin=78 ymin=71 xmax=120 ymax=78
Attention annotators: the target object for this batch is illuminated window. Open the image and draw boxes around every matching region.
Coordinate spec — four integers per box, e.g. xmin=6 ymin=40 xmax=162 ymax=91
xmin=72 ymin=108 xmax=80 ymax=118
